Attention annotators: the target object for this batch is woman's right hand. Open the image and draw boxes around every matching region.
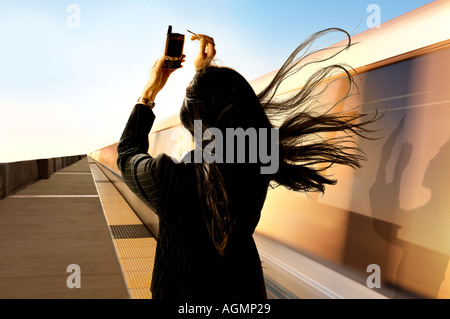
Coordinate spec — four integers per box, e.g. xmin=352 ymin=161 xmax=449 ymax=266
xmin=141 ymin=54 xmax=185 ymax=101
xmin=191 ymin=34 xmax=216 ymax=71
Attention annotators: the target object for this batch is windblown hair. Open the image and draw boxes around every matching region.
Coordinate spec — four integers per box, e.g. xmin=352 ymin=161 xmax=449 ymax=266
xmin=180 ymin=28 xmax=380 ymax=255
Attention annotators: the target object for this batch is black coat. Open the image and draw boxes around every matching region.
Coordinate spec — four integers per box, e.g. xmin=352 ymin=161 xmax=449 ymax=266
xmin=117 ymin=104 xmax=268 ymax=299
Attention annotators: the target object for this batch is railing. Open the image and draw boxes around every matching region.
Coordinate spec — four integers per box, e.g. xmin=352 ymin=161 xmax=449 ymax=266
xmin=0 ymin=155 xmax=86 ymax=199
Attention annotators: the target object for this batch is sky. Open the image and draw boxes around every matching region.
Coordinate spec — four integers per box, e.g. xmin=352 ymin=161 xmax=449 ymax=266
xmin=0 ymin=0 xmax=434 ymax=162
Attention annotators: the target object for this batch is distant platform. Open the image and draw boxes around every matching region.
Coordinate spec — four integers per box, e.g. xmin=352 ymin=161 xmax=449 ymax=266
xmin=0 ymin=157 xmax=155 ymax=299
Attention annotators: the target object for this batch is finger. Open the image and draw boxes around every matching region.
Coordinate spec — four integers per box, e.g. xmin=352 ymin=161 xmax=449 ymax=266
xmin=198 ymin=38 xmax=207 ymax=56
xmin=192 ymin=34 xmax=215 ymax=46
xmin=197 ymin=34 xmax=214 ymax=44
xmin=157 ymin=54 xmax=165 ymax=66
xmin=205 ymin=36 xmax=215 ymax=46
xmin=153 ymin=55 xmax=165 ymax=70
xmin=206 ymin=42 xmax=216 ymax=59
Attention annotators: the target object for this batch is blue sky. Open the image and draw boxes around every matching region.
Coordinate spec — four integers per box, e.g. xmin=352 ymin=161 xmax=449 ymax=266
xmin=0 ymin=0 xmax=434 ymax=162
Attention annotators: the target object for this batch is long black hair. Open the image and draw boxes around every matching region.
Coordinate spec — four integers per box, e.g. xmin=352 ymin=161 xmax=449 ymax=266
xmin=180 ymin=28 xmax=380 ymax=255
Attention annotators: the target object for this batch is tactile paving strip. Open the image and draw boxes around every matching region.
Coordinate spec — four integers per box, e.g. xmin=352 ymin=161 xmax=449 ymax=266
xmin=123 ymin=270 xmax=153 ymax=289
xmin=109 ymin=224 xmax=152 ymax=239
xmin=113 ymin=239 xmax=156 ymax=299
xmin=129 ymin=288 xmax=152 ymax=299
xmin=114 ymin=241 xmax=156 ymax=259
xmin=89 ymin=160 xmax=156 ymax=299
xmin=119 ymin=257 xmax=154 ymax=272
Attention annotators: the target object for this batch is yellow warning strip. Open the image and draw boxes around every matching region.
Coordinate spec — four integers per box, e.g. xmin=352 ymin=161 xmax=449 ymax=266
xmin=89 ymin=159 xmax=155 ymax=299
xmin=113 ymin=238 xmax=156 ymax=299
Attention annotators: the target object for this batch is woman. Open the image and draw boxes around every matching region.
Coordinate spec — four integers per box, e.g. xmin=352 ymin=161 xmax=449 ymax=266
xmin=117 ymin=29 xmax=378 ymax=299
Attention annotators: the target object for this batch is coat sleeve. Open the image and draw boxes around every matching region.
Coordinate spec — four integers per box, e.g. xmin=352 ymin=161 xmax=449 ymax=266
xmin=116 ymin=103 xmax=174 ymax=213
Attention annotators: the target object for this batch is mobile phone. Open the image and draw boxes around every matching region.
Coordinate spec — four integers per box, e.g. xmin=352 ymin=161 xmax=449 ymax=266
xmin=163 ymin=25 xmax=185 ymax=69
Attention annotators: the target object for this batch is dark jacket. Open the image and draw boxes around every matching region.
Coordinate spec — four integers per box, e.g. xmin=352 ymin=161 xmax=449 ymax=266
xmin=117 ymin=104 xmax=268 ymax=299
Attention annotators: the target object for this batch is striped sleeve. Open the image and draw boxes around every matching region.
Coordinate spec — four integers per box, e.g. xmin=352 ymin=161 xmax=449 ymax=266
xmin=116 ymin=103 xmax=176 ymax=214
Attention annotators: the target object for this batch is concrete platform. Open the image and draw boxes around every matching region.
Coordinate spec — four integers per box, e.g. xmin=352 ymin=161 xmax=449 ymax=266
xmin=0 ymin=157 xmax=130 ymax=299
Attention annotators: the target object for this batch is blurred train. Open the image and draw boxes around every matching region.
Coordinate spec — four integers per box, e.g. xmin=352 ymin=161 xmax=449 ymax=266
xmin=90 ymin=1 xmax=450 ymax=298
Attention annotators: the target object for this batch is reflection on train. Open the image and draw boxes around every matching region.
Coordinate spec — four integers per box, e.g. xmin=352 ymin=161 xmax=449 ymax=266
xmin=90 ymin=1 xmax=450 ymax=298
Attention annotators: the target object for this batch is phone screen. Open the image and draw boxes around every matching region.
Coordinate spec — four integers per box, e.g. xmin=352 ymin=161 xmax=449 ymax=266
xmin=166 ymin=34 xmax=184 ymax=57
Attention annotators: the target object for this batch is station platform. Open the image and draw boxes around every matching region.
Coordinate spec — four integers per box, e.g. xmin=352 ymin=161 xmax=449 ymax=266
xmin=0 ymin=157 xmax=155 ymax=299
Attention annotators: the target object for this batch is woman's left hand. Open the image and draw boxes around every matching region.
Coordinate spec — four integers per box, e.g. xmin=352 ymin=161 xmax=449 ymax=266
xmin=191 ymin=34 xmax=216 ymax=71
xmin=141 ymin=54 xmax=186 ymax=101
